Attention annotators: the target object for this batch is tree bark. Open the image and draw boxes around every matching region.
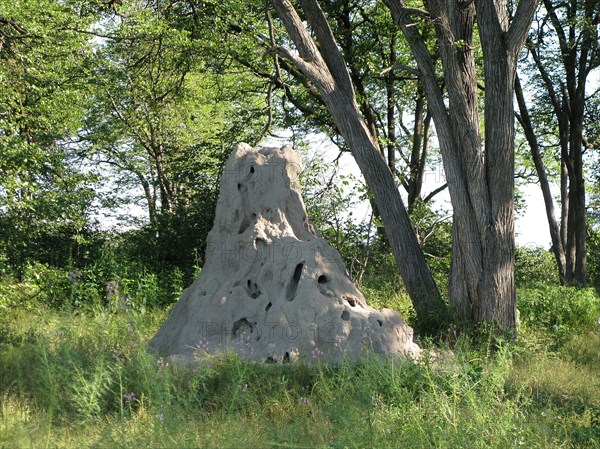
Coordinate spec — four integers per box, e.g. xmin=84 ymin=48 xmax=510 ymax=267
xmin=385 ymin=0 xmax=537 ymax=329
xmin=271 ymin=0 xmax=447 ymax=331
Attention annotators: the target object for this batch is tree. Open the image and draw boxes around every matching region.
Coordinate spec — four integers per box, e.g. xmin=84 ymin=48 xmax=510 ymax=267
xmin=81 ymin=0 xmax=270 ymax=274
xmin=0 ymin=0 xmax=99 ymax=275
xmin=271 ymin=0 xmax=448 ymax=331
xmin=384 ymin=0 xmax=537 ymax=328
xmin=238 ymin=1 xmax=444 ymax=212
xmin=515 ymin=0 xmax=599 ymax=286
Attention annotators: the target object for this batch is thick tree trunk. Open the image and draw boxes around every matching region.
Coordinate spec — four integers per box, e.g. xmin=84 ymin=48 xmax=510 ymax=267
xmin=385 ymin=0 xmax=537 ymax=330
xmin=272 ymin=0 xmax=447 ymax=331
xmin=476 ymin=0 xmax=517 ymax=327
xmin=569 ymin=137 xmax=587 ymax=286
xmin=570 ymin=92 xmax=587 ymax=285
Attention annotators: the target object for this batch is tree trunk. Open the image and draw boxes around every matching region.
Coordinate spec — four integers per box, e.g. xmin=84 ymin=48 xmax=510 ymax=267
xmin=386 ymin=35 xmax=397 ymax=173
xmin=515 ymin=74 xmax=566 ymax=284
xmin=385 ymin=0 xmax=537 ymax=330
xmin=569 ymin=90 xmax=587 ymax=286
xmin=272 ymin=0 xmax=447 ymax=331
xmin=476 ymin=0 xmax=518 ymax=326
xmin=407 ymin=88 xmax=427 ymax=211
xmin=525 ymin=0 xmax=596 ymax=287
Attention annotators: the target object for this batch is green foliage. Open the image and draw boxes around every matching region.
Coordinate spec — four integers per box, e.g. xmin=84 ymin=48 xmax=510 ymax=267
xmin=300 ymin=149 xmax=375 ymax=281
xmin=515 ymin=245 xmax=560 ymax=287
xmin=78 ymin=0 xmax=271 ymax=277
xmin=1 ymin=294 xmax=599 ymax=448
xmin=0 ymin=242 xmax=185 ymax=312
xmin=518 ymin=286 xmax=600 ymax=347
xmin=409 ymin=201 xmax=452 ymax=292
xmin=587 ymin=230 xmax=600 ymax=293
xmin=356 ymin=250 xmax=416 ymax=325
xmin=0 ymin=0 xmax=101 ymax=276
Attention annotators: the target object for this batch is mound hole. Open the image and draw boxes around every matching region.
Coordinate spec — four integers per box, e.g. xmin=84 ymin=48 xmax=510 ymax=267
xmin=285 ymin=262 xmax=304 ymax=301
xmin=345 ymin=296 xmax=357 ymax=307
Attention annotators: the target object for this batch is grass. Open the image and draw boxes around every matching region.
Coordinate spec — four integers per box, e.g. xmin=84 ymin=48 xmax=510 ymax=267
xmin=0 ymin=286 xmax=599 ymax=448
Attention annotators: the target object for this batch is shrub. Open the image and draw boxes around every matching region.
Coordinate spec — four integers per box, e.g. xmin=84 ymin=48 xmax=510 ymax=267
xmin=515 ymin=245 xmax=560 ymax=287
xmin=518 ymin=286 xmax=600 ymax=347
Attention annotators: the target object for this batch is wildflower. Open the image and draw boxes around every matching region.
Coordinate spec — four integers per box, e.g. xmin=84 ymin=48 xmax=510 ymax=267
xmin=118 ymin=295 xmax=129 ymax=311
xmin=311 ymin=347 xmax=324 ymax=359
xmin=298 ymin=397 xmax=309 ymax=405
xmin=67 ymin=270 xmax=80 ymax=282
xmin=334 ymin=335 xmax=342 ymax=348
xmin=156 ymin=357 xmax=169 ymax=370
xmin=241 ymin=383 xmax=248 ymax=393
xmin=155 ymin=413 xmax=165 ymax=422
xmin=107 ymin=280 xmax=119 ymax=293
xmin=195 ymin=338 xmax=210 ymax=353
xmin=123 ymin=392 xmax=136 ymax=404
xmin=236 ymin=332 xmax=254 ymax=356
xmin=448 ymin=324 xmax=458 ymax=339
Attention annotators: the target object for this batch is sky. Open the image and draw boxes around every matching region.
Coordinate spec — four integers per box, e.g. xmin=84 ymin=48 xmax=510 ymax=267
xmin=291 ymin=133 xmax=553 ymax=249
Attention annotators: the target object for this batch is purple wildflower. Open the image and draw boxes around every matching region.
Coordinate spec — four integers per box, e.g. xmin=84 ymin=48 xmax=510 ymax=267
xmin=195 ymin=338 xmax=210 ymax=353
xmin=118 ymin=295 xmax=129 ymax=311
xmin=311 ymin=347 xmax=324 ymax=359
xmin=236 ymin=332 xmax=254 ymax=356
xmin=299 ymin=397 xmax=309 ymax=405
xmin=107 ymin=280 xmax=118 ymax=293
xmin=123 ymin=392 xmax=136 ymax=404
xmin=155 ymin=413 xmax=165 ymax=422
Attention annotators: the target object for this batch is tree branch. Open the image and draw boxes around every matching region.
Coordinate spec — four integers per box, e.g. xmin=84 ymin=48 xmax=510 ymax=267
xmin=423 ymin=183 xmax=448 ymax=204
xmin=270 ymin=0 xmax=320 ymax=63
xmin=296 ymin=0 xmax=355 ymax=97
xmin=507 ymin=0 xmax=538 ymax=57
xmin=380 ymin=63 xmax=419 ymax=77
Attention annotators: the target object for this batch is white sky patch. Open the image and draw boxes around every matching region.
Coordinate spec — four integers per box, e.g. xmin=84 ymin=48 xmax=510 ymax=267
xmin=271 ymin=132 xmax=553 ymax=248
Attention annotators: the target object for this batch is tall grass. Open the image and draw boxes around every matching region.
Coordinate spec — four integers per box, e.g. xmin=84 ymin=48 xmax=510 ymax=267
xmin=1 ymin=297 xmax=599 ymax=448
xmin=1 ymin=267 xmax=599 ymax=448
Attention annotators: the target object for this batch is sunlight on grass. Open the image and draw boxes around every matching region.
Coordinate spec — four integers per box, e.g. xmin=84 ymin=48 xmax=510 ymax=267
xmin=1 ymin=288 xmax=599 ymax=448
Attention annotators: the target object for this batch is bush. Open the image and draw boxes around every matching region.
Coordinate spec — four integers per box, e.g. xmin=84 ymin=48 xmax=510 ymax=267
xmin=518 ymin=286 xmax=600 ymax=347
xmin=515 ymin=245 xmax=560 ymax=287
xmin=7 ymin=249 xmax=186 ymax=312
